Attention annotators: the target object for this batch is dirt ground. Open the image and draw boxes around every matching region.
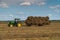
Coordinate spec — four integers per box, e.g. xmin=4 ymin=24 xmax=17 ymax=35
xmin=0 ymin=21 xmax=60 ymax=40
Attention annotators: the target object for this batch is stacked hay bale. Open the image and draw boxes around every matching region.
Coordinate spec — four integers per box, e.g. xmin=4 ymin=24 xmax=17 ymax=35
xmin=42 ymin=16 xmax=50 ymax=25
xmin=25 ymin=16 xmax=33 ymax=26
xmin=25 ymin=16 xmax=50 ymax=26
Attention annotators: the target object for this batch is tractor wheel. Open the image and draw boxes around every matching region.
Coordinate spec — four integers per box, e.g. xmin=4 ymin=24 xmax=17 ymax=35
xmin=17 ymin=23 xmax=22 ymax=27
xmin=10 ymin=24 xmax=13 ymax=27
xmin=38 ymin=24 xmax=43 ymax=26
xmin=27 ymin=24 xmax=32 ymax=26
xmin=8 ymin=24 xmax=10 ymax=27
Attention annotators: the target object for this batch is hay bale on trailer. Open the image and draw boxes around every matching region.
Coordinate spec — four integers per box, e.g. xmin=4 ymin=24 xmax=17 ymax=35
xmin=43 ymin=16 xmax=50 ymax=25
xmin=25 ymin=16 xmax=50 ymax=26
xmin=25 ymin=16 xmax=33 ymax=26
xmin=35 ymin=17 xmax=44 ymax=26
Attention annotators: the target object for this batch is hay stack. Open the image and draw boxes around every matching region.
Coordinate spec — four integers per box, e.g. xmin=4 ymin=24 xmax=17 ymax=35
xmin=25 ymin=16 xmax=50 ymax=26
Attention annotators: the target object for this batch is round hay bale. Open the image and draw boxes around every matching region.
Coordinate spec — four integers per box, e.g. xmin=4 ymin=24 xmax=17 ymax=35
xmin=25 ymin=16 xmax=50 ymax=26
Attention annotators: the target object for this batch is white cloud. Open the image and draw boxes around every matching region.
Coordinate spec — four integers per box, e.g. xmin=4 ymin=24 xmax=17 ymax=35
xmin=19 ymin=0 xmax=46 ymax=6
xmin=37 ymin=2 xmax=46 ymax=6
xmin=49 ymin=5 xmax=60 ymax=13
xmin=20 ymin=0 xmax=46 ymax=6
xmin=22 ymin=16 xmax=26 ymax=19
xmin=48 ymin=14 xmax=52 ymax=17
xmin=20 ymin=2 xmax=31 ymax=6
xmin=48 ymin=14 xmax=53 ymax=20
xmin=21 ymin=16 xmax=26 ymax=20
xmin=9 ymin=14 xmax=14 ymax=17
xmin=0 ymin=14 xmax=14 ymax=18
xmin=0 ymin=2 xmax=8 ymax=8
xmin=1 ymin=0 xmax=46 ymax=6
xmin=17 ymin=12 xmax=24 ymax=14
xmin=54 ymin=9 xmax=60 ymax=13
xmin=50 ymin=5 xmax=60 ymax=9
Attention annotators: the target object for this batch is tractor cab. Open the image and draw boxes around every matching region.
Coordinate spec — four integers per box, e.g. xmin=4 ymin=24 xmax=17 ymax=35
xmin=8 ymin=18 xmax=22 ymax=27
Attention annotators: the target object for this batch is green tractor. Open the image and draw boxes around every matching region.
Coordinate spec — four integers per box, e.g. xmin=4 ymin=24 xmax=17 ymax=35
xmin=8 ymin=18 xmax=22 ymax=27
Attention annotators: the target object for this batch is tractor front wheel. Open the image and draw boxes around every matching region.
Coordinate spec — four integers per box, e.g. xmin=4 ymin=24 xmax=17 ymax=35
xmin=10 ymin=25 xmax=13 ymax=27
xmin=8 ymin=24 xmax=13 ymax=27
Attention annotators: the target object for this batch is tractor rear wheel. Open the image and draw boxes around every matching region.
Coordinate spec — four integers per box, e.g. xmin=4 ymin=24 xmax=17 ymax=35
xmin=17 ymin=23 xmax=22 ymax=27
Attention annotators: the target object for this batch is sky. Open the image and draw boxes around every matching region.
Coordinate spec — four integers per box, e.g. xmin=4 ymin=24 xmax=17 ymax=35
xmin=0 ymin=0 xmax=60 ymax=20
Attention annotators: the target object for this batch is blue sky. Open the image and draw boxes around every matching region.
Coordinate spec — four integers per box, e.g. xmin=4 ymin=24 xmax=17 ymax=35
xmin=0 ymin=0 xmax=60 ymax=20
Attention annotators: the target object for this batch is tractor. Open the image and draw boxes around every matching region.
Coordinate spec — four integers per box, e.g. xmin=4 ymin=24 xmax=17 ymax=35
xmin=8 ymin=18 xmax=22 ymax=27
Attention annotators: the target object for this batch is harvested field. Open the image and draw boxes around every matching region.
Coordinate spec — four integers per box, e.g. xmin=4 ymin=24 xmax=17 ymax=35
xmin=0 ymin=21 xmax=60 ymax=40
